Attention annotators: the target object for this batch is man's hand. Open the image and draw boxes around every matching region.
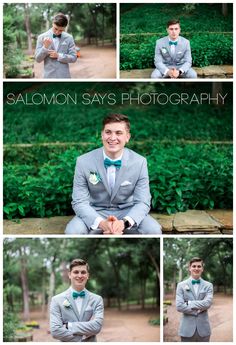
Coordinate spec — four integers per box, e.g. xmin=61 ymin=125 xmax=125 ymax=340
xmin=168 ymin=68 xmax=179 ymax=79
xmin=111 ymin=220 xmax=124 ymax=234
xmin=48 ymin=50 xmax=59 ymax=59
xmin=43 ymin=37 xmax=53 ymax=49
xmin=99 ymin=216 xmax=115 ymax=234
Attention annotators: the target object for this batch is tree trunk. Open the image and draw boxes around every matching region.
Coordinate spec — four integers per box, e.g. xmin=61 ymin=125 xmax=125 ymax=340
xmin=24 ymin=3 xmax=33 ymax=54
xmin=222 ymin=4 xmax=228 ymax=17
xmin=20 ymin=251 xmax=30 ymax=321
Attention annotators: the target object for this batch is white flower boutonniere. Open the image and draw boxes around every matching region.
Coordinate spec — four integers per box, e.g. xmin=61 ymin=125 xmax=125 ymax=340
xmin=184 ymin=284 xmax=190 ymax=291
xmin=89 ymin=172 xmax=101 ymax=185
xmin=161 ymin=47 xmax=168 ymax=54
xmin=63 ymin=299 xmax=71 ymax=308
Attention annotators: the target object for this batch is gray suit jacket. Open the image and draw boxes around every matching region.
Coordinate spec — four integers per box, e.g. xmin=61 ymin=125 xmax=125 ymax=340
xmin=35 ymin=29 xmax=77 ymax=78
xmin=154 ymin=36 xmax=192 ymax=75
xmin=176 ymin=277 xmax=213 ymax=337
xmin=72 ymin=147 xmax=151 ymax=229
xmin=50 ymin=288 xmax=104 ymax=342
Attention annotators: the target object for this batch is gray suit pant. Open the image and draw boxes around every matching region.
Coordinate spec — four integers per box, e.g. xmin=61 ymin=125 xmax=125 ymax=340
xmin=65 ymin=210 xmax=162 ymax=235
xmin=181 ymin=330 xmax=210 ymax=342
xmin=151 ymin=67 xmax=197 ymax=79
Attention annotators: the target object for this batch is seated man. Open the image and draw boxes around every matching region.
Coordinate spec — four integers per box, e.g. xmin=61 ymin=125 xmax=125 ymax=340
xmin=151 ymin=19 xmax=197 ymax=79
xmin=35 ymin=13 xmax=77 ymax=78
xmin=65 ymin=113 xmax=162 ymax=235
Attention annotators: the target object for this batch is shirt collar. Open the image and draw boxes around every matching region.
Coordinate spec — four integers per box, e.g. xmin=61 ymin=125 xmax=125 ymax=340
xmin=103 ymin=149 xmax=123 ymax=161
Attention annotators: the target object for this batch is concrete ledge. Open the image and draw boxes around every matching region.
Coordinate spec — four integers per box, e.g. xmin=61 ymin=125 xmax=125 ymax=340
xmin=3 ymin=210 xmax=232 ymax=235
xmin=120 ymin=65 xmax=233 ymax=79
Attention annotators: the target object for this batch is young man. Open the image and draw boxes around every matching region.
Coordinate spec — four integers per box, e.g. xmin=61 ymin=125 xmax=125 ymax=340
xmin=50 ymin=259 xmax=104 ymax=342
xmin=65 ymin=113 xmax=162 ymax=235
xmin=176 ymin=257 xmax=213 ymax=342
xmin=151 ymin=19 xmax=197 ymax=79
xmin=35 ymin=13 xmax=77 ymax=78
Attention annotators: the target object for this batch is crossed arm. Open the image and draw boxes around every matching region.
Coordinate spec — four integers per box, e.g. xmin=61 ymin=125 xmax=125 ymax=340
xmin=176 ymin=283 xmax=213 ymax=316
xmin=50 ymin=296 xmax=104 ymax=341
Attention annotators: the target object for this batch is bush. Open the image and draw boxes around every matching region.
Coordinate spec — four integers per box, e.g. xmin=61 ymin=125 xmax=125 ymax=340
xmin=120 ymin=34 xmax=233 ymax=70
xmin=3 ymin=144 xmax=232 ymax=219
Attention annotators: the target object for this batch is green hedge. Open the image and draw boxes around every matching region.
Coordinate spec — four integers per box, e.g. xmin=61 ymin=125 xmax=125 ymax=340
xmin=120 ymin=34 xmax=233 ymax=70
xmin=4 ymin=144 xmax=232 ymax=219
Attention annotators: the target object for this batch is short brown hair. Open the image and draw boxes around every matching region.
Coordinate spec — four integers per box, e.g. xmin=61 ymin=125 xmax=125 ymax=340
xmin=167 ymin=19 xmax=180 ymax=28
xmin=69 ymin=259 xmax=89 ymax=272
xmin=189 ymin=257 xmax=204 ymax=266
xmin=102 ymin=113 xmax=130 ymax=131
xmin=53 ymin=13 xmax=68 ymax=27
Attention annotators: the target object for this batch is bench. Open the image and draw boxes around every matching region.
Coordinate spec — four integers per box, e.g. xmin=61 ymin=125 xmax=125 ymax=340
xmin=120 ymin=65 xmax=233 ymax=79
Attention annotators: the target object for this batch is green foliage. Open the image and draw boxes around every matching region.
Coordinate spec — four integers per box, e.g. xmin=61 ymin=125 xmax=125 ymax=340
xmin=148 ymin=144 xmax=232 ymax=214
xmin=3 ymin=82 xmax=233 ymax=144
xmin=149 ymin=318 xmax=160 ymax=326
xmin=120 ymin=34 xmax=233 ymax=70
xmin=3 ymin=292 xmax=19 ymax=342
xmin=120 ymin=3 xmax=233 ymax=69
xmin=3 ymin=143 xmax=232 ymax=219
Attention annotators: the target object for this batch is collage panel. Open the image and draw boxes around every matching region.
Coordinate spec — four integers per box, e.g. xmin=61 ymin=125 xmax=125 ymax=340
xmin=3 ymin=81 xmax=233 ymax=235
xmin=3 ymin=2 xmax=117 ymax=79
xmin=120 ymin=3 xmax=233 ymax=80
xmin=163 ymin=237 xmax=233 ymax=342
xmin=3 ymin=237 xmax=160 ymax=342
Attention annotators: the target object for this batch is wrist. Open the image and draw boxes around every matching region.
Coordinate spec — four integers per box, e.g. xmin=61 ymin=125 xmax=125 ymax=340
xmin=123 ymin=218 xmax=131 ymax=229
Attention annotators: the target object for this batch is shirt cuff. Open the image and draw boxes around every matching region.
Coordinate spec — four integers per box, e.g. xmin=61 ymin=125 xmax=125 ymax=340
xmin=91 ymin=216 xmax=104 ymax=230
xmin=163 ymin=68 xmax=169 ymax=76
xmin=67 ymin=322 xmax=72 ymax=331
xmin=124 ymin=216 xmax=135 ymax=229
xmin=57 ymin=53 xmax=63 ymax=60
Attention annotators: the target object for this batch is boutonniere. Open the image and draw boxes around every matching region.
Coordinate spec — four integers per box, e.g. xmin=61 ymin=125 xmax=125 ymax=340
xmin=161 ymin=47 xmax=168 ymax=54
xmin=63 ymin=299 xmax=71 ymax=308
xmin=89 ymin=171 xmax=101 ymax=185
xmin=184 ymin=284 xmax=190 ymax=291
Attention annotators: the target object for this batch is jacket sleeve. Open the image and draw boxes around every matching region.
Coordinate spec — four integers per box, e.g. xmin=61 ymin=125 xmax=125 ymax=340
xmin=154 ymin=40 xmax=168 ymax=75
xmin=188 ymin=283 xmax=213 ymax=311
xmin=176 ymin=283 xmax=198 ymax=316
xmin=72 ymin=157 xmax=102 ymax=228
xmin=35 ymin=35 xmax=49 ymax=63
xmin=50 ymin=297 xmax=77 ymax=341
xmin=125 ymin=158 xmax=151 ymax=225
xmin=179 ymin=40 xmax=192 ymax=73
xmin=69 ymin=296 xmax=104 ymax=337
xmin=57 ymin=37 xmax=77 ymax=64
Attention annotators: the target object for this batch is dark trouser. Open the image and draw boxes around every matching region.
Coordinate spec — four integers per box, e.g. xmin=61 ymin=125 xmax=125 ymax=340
xmin=181 ymin=329 xmax=210 ymax=342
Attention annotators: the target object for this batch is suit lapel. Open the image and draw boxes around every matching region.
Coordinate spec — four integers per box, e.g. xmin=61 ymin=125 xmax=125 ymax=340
xmin=79 ymin=289 xmax=90 ymax=321
xmin=188 ymin=278 xmax=198 ymax=299
xmin=196 ymin=278 xmax=204 ymax=299
xmin=111 ymin=148 xmax=129 ymax=200
xmin=65 ymin=289 xmax=80 ymax=321
xmin=94 ymin=148 xmax=111 ymax=195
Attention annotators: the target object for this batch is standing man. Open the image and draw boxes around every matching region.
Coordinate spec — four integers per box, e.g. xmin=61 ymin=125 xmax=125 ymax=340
xmin=50 ymin=258 xmax=104 ymax=342
xmin=65 ymin=113 xmax=162 ymax=235
xmin=151 ymin=19 xmax=197 ymax=79
xmin=35 ymin=13 xmax=77 ymax=78
xmin=176 ymin=257 xmax=213 ymax=342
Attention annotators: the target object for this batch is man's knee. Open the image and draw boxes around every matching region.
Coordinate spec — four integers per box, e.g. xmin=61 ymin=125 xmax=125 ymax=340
xmin=151 ymin=69 xmax=163 ymax=79
xmin=184 ymin=68 xmax=197 ymax=79
xmin=65 ymin=216 xmax=89 ymax=234
xmin=137 ymin=215 xmax=162 ymax=234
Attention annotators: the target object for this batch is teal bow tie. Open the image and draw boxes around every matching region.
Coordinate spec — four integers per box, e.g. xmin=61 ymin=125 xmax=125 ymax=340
xmin=104 ymin=158 xmax=122 ymax=169
xmin=169 ymin=41 xmax=177 ymax=46
xmin=72 ymin=290 xmax=85 ymax=299
xmin=53 ymin=34 xmax=61 ymax=38
xmin=192 ymin=279 xmax=200 ymax=285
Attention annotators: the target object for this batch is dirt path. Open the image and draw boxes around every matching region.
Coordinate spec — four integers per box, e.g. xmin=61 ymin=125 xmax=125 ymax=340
xmin=34 ymin=45 xmax=116 ymax=79
xmin=164 ymin=293 xmax=233 ymax=342
xmin=24 ymin=307 xmax=159 ymax=342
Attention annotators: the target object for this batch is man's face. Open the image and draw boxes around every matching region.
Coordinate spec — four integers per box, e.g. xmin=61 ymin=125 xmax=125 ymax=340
xmin=167 ymin=24 xmax=180 ymax=40
xmin=101 ymin=122 xmax=130 ymax=159
xmin=189 ymin=261 xmax=204 ymax=279
xmin=52 ymin=23 xmax=65 ymax=35
xmin=68 ymin=265 xmax=89 ymax=291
